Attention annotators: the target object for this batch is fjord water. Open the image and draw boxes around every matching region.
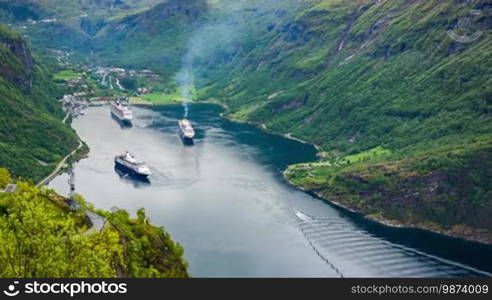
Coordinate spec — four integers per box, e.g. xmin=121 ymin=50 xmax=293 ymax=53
xmin=49 ymin=104 xmax=492 ymax=277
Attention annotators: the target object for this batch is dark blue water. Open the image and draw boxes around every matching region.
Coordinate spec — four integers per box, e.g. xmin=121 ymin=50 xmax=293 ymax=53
xmin=49 ymin=104 xmax=492 ymax=277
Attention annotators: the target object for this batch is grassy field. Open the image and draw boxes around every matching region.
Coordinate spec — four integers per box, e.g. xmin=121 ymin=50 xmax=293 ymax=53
xmin=343 ymin=146 xmax=392 ymax=164
xmin=130 ymin=93 xmax=184 ymax=105
xmin=129 ymin=97 xmax=153 ymax=105
xmin=53 ymin=70 xmax=81 ymax=81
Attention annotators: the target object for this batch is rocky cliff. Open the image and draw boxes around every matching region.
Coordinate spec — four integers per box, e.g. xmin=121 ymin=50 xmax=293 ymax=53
xmin=0 ymin=25 xmax=79 ymax=181
xmin=0 ymin=28 xmax=33 ymax=90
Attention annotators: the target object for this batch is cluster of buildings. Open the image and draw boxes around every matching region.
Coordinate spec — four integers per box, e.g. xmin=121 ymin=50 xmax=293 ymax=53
xmin=26 ymin=18 xmax=58 ymax=25
xmin=60 ymin=94 xmax=88 ymax=118
xmin=95 ymin=67 xmax=160 ymax=80
xmin=88 ymin=96 xmax=127 ymax=106
xmin=92 ymin=66 xmax=161 ymax=93
xmin=65 ymin=79 xmax=89 ymax=89
xmin=137 ymin=87 xmax=153 ymax=95
xmin=51 ymin=49 xmax=72 ymax=67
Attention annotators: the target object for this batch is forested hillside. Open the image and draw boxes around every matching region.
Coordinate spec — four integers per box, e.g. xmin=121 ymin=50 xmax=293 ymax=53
xmin=0 ymin=169 xmax=188 ymax=277
xmin=198 ymin=0 xmax=490 ymax=242
xmin=0 ymin=24 xmax=79 ymax=181
xmin=0 ymin=21 xmax=189 ymax=277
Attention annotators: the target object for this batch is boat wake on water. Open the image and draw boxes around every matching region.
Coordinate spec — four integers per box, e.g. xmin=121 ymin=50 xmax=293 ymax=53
xmin=144 ymin=168 xmax=200 ymax=190
xmin=291 ymin=209 xmax=492 ymax=278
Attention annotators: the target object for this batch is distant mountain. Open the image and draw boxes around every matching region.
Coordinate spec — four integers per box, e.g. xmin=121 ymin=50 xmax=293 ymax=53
xmin=91 ymin=0 xmax=207 ymax=74
xmin=0 ymin=24 xmax=79 ymax=180
xmin=0 ymin=171 xmax=189 ymax=277
xmin=0 ymin=0 xmax=168 ymax=54
xmin=0 ymin=0 xmax=166 ymax=20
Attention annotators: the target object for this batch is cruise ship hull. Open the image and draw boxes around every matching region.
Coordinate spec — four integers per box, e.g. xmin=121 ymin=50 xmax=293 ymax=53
xmin=114 ymin=158 xmax=150 ymax=179
xmin=114 ymin=164 xmax=150 ymax=182
xmin=111 ymin=112 xmax=132 ymax=127
xmin=178 ymin=119 xmax=195 ymax=145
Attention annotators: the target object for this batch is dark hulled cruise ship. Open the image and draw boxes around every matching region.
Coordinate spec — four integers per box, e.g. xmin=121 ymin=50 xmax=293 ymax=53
xmin=114 ymin=152 xmax=151 ymax=179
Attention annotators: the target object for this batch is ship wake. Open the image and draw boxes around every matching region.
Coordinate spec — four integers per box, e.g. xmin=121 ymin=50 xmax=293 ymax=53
xmin=291 ymin=209 xmax=491 ymax=278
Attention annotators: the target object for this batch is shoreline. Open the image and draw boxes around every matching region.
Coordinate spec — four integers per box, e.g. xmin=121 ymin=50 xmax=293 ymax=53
xmin=36 ymin=139 xmax=86 ymax=187
xmin=281 ymin=172 xmax=492 ymax=246
xmin=205 ymin=101 xmax=492 ymax=246
xmin=37 ymin=113 xmax=89 ymax=187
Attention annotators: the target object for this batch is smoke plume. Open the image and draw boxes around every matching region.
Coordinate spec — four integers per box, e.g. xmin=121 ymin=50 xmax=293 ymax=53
xmin=174 ymin=0 xmax=303 ymax=119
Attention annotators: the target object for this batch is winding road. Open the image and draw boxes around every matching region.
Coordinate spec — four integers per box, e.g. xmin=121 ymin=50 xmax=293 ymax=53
xmin=62 ymin=111 xmax=70 ymax=124
xmin=37 ymin=107 xmax=83 ymax=187
xmin=38 ymin=108 xmax=106 ymax=234
xmin=36 ymin=139 xmax=83 ymax=188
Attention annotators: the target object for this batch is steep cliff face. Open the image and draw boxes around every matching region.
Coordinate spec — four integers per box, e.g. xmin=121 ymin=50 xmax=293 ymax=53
xmin=0 ymin=25 xmax=79 ymax=181
xmin=0 ymin=29 xmax=33 ymax=90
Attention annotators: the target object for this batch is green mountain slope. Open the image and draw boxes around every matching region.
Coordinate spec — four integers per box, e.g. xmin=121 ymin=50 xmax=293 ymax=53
xmin=200 ymin=0 xmax=491 ymax=152
xmin=202 ymin=0 xmax=492 ymax=242
xmin=91 ymin=0 xmax=207 ymax=74
xmin=0 ymin=24 xmax=79 ymax=181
